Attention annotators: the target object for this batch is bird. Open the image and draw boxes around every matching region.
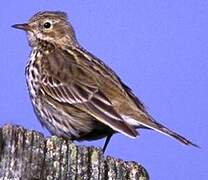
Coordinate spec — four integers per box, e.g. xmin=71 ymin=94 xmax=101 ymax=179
xmin=12 ymin=11 xmax=198 ymax=152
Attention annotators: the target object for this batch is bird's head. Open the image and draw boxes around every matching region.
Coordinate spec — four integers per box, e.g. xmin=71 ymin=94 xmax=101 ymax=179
xmin=12 ymin=11 xmax=78 ymax=47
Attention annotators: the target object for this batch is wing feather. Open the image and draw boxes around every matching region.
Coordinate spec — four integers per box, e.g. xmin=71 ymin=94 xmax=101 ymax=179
xmin=40 ymin=49 xmax=138 ymax=138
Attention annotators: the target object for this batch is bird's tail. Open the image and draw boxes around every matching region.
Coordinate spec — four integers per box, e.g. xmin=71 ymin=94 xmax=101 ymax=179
xmin=138 ymin=115 xmax=199 ymax=148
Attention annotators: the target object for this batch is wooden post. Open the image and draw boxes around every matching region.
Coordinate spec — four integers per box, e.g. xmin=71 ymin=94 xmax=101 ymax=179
xmin=0 ymin=124 xmax=149 ymax=180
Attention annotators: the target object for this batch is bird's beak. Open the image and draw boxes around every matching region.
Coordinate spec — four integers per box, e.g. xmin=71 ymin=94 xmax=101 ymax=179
xmin=11 ymin=23 xmax=31 ymax=31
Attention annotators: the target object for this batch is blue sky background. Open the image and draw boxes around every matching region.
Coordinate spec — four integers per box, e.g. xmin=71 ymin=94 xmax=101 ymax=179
xmin=1 ymin=1 xmax=207 ymax=179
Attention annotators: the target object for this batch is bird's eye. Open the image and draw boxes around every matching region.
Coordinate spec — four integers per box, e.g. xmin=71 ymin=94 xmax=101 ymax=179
xmin=43 ymin=22 xmax=52 ymax=29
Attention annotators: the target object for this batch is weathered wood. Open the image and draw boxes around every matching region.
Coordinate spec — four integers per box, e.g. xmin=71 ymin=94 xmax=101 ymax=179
xmin=0 ymin=124 xmax=149 ymax=180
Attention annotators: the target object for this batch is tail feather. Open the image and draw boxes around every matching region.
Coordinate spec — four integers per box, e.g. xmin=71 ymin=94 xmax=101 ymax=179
xmin=136 ymin=115 xmax=199 ymax=148
xmin=153 ymin=121 xmax=199 ymax=148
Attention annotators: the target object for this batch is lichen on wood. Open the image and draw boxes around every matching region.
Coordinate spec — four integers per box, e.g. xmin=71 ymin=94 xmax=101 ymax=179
xmin=0 ymin=124 xmax=149 ymax=180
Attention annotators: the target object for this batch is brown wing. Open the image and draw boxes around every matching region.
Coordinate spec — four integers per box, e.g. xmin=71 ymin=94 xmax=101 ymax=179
xmin=74 ymin=47 xmax=199 ymax=147
xmin=74 ymin=47 xmax=147 ymax=112
xmin=40 ymin=48 xmax=138 ymax=138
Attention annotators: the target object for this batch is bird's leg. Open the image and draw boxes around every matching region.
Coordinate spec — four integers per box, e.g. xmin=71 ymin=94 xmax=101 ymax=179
xmin=102 ymin=134 xmax=113 ymax=153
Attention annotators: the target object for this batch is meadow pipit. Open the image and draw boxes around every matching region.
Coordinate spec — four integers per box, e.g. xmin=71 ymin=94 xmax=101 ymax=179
xmin=12 ymin=11 xmax=198 ymax=152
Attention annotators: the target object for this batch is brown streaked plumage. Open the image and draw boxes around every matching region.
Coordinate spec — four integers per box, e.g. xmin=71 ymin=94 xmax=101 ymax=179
xmin=12 ymin=11 xmax=198 ymax=152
